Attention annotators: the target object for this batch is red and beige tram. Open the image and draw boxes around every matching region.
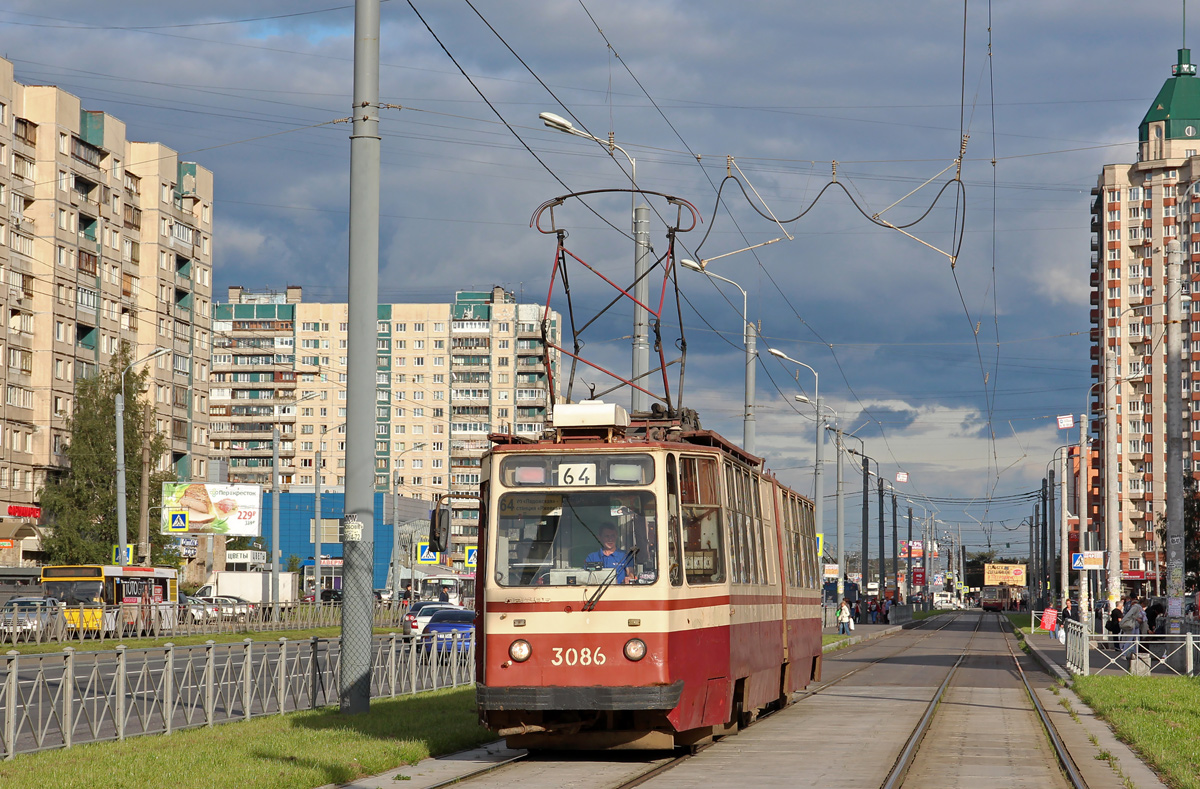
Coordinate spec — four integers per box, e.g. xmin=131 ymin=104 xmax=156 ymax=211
xmin=475 ymin=402 xmax=823 ymax=750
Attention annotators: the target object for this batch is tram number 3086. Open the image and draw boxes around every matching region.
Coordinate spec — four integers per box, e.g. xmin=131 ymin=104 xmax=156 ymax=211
xmin=550 ymin=646 xmax=606 ymax=666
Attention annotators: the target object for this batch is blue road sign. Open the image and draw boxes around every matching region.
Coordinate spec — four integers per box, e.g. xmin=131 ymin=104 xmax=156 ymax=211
xmin=465 ymin=547 xmax=478 ymax=568
xmin=1071 ymin=553 xmax=1085 ymax=570
xmin=168 ymin=511 xmax=189 ymax=532
xmin=417 ymin=541 xmax=439 ymax=565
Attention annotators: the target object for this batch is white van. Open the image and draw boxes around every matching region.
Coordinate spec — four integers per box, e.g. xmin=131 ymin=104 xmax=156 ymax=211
xmin=933 ymin=592 xmax=956 ymax=610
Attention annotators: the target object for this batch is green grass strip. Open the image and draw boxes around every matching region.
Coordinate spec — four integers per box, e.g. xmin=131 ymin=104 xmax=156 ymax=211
xmin=3 ymin=627 xmax=405 ymax=655
xmin=0 ymin=687 xmax=494 ymax=789
xmin=1073 ymin=675 xmax=1200 ymax=789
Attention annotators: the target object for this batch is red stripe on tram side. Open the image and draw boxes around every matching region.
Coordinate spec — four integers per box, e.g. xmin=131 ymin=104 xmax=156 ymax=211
xmin=486 ymin=594 xmax=730 ymax=614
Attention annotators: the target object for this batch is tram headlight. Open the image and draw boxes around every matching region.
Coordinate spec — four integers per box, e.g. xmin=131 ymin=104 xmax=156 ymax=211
xmin=623 ymin=638 xmax=647 ymax=661
xmin=509 ymin=639 xmax=532 ymax=662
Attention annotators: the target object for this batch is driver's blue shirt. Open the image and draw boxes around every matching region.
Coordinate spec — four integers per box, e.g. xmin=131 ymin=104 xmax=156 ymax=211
xmin=585 ymin=549 xmax=629 ymax=583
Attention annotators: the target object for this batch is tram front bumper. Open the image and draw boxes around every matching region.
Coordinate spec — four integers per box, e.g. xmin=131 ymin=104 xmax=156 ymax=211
xmin=477 ymin=681 xmax=684 ymax=711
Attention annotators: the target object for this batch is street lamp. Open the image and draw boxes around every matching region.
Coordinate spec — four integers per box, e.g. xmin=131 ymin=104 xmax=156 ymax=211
xmin=767 ymin=347 xmax=821 ymax=559
xmin=391 ymin=441 xmax=427 ymax=602
xmin=116 ymin=347 xmax=170 ymax=567
xmin=539 ymin=112 xmax=652 ymax=416
xmin=682 ymin=260 xmax=757 ymax=455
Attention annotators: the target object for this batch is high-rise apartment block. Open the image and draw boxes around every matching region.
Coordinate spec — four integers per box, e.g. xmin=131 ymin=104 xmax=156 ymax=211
xmin=1089 ymin=47 xmax=1200 ymax=598
xmin=211 ymin=286 xmax=560 ymax=569
xmin=0 ymin=58 xmax=213 ymax=564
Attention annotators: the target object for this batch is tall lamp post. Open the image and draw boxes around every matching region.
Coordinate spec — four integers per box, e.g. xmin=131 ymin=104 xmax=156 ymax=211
xmin=845 ymin=437 xmax=874 ymax=599
xmin=767 ymin=348 xmax=822 ymax=556
xmin=683 ymin=260 xmax=757 ymax=454
xmin=116 ymin=347 xmax=170 ymax=567
xmin=539 ymin=112 xmax=651 ymax=416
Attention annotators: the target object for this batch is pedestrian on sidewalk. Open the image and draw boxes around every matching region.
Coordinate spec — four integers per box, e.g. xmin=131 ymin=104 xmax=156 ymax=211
xmin=1120 ymin=596 xmax=1147 ymax=658
xmin=1105 ymin=601 xmax=1124 ymax=650
xmin=837 ymin=599 xmax=852 ymax=635
xmin=1057 ymin=598 xmax=1077 ymax=644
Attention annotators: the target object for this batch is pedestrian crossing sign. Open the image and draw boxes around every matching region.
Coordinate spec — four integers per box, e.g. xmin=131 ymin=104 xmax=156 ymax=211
xmin=465 ymin=547 xmax=478 ymax=568
xmin=417 ymin=541 xmax=440 ymax=565
xmin=167 ymin=511 xmax=189 ymax=532
xmin=1071 ymin=553 xmax=1085 ymax=570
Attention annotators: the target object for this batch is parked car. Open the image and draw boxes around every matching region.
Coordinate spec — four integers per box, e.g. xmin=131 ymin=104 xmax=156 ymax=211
xmin=197 ymin=595 xmax=257 ymax=621
xmin=320 ymin=588 xmax=343 ymax=603
xmin=374 ymin=588 xmax=392 ymax=602
xmin=0 ymin=597 xmax=64 ymax=639
xmin=420 ymin=608 xmax=475 ymax=657
xmin=178 ymin=594 xmax=221 ymax=624
xmin=404 ymin=601 xmax=459 ymax=635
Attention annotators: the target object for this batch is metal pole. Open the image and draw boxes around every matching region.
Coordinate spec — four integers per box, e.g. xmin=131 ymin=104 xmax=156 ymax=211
xmin=115 ymin=386 xmax=128 ymax=566
xmin=315 ymin=450 xmax=322 ymax=598
xmin=835 ymin=427 xmax=845 ymax=598
xmin=958 ymin=522 xmax=964 ymax=602
xmin=744 ymin=321 xmax=756 ymax=455
xmin=812 ymin=395 xmax=823 ymax=566
xmin=272 ymin=426 xmax=280 ymax=621
xmin=631 ymin=202 xmax=650 ymax=415
xmin=877 ymin=477 xmax=884 ymax=596
xmin=1104 ymin=351 xmax=1120 ymax=608
xmin=861 ymin=457 xmax=869 ymax=591
xmin=341 ymin=0 xmax=381 ymax=717
xmin=1166 ymin=239 xmax=1185 ymax=637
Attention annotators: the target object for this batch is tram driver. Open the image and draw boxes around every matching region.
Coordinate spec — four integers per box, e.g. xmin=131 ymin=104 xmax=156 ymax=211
xmin=586 ymin=522 xmax=636 ymax=584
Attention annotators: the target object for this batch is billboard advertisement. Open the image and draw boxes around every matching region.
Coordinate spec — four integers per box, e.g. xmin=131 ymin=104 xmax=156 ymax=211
xmin=160 ymin=483 xmax=263 ymax=536
xmin=900 ymin=540 xmax=924 ymax=559
xmin=984 ymin=563 xmax=1027 ymax=586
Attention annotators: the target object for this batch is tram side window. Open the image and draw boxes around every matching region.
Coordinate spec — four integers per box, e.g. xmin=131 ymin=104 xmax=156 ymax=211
xmin=752 ymin=473 xmax=766 ymax=584
xmin=800 ymin=498 xmax=816 ymax=588
xmin=789 ymin=495 xmax=805 ymax=588
xmin=681 ymin=455 xmax=725 ymax=584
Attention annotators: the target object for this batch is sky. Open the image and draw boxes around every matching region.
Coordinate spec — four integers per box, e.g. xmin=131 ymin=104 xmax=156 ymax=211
xmin=2 ymin=1 xmax=1187 ymax=559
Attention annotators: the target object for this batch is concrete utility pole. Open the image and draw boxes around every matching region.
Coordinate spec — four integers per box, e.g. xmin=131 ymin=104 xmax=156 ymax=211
xmin=1048 ymin=468 xmax=1056 ymax=602
xmin=272 ymin=426 xmax=281 ymax=621
xmin=877 ymin=478 xmax=884 ymax=594
xmin=1077 ymin=415 xmax=1089 ymax=626
xmin=890 ymin=488 xmax=898 ymax=601
xmin=138 ymin=404 xmax=152 ymax=565
xmin=861 ymin=456 xmax=869 ymax=590
xmin=835 ymin=427 xmax=845 ymax=597
xmin=1165 ymin=239 xmax=1185 ymax=637
xmin=1059 ymin=450 xmax=1068 ymax=605
xmin=745 ymin=323 xmax=757 ymax=456
xmin=1040 ymin=477 xmax=1049 ymax=607
xmin=314 ymin=450 xmax=322 ymax=598
xmin=906 ymin=507 xmax=913 ymax=602
xmin=1103 ymin=351 xmax=1120 ymax=607
xmin=341 ymin=0 xmax=382 ymax=716
xmin=631 ymin=203 xmax=651 ymax=415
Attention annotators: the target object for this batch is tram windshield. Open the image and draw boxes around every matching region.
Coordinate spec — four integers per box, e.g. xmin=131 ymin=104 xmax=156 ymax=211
xmin=493 ymin=490 xmax=658 ymax=587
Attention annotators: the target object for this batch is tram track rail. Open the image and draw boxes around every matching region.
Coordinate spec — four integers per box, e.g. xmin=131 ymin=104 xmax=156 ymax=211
xmin=428 ymin=612 xmax=1088 ymax=789
xmin=878 ymin=612 xmax=1087 ymax=789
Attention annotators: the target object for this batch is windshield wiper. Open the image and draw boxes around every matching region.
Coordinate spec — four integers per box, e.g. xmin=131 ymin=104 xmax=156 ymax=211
xmin=583 ymin=547 xmax=638 ymax=612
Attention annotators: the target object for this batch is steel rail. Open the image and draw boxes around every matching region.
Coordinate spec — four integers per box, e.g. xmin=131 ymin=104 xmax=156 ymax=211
xmin=1000 ymin=614 xmax=1089 ymax=789
xmin=879 ymin=613 xmax=986 ymax=789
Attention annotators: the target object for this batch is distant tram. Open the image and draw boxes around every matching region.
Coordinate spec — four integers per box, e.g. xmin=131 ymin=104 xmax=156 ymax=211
xmin=980 ymin=584 xmax=1020 ymax=612
xmin=475 ymin=402 xmax=824 ymax=750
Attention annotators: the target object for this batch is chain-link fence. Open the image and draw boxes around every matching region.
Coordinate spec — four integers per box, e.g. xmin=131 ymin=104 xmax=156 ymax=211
xmin=1 ymin=631 xmax=474 ymax=759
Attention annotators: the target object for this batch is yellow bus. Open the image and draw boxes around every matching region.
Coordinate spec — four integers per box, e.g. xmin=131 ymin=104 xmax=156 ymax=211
xmin=39 ymin=565 xmax=179 ymax=635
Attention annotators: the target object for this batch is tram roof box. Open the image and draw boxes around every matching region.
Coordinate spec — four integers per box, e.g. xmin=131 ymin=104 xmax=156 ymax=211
xmin=553 ymin=402 xmax=630 ymax=429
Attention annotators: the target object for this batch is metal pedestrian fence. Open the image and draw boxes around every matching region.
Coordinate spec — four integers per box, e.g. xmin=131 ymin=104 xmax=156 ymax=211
xmin=1064 ymin=618 xmax=1199 ymax=677
xmin=0 ymin=631 xmax=473 ymax=759
xmin=0 ymin=602 xmax=415 ymax=647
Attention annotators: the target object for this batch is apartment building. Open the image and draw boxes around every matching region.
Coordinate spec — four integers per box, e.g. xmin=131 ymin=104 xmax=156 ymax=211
xmin=210 ymin=286 xmax=560 ymax=570
xmin=1089 ymin=46 xmax=1200 ymax=597
xmin=0 ymin=58 xmax=213 ymax=565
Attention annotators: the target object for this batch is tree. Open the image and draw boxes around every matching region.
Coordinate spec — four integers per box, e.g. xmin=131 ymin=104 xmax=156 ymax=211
xmin=286 ymin=554 xmax=302 ymax=573
xmin=39 ymin=346 xmax=178 ymax=566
